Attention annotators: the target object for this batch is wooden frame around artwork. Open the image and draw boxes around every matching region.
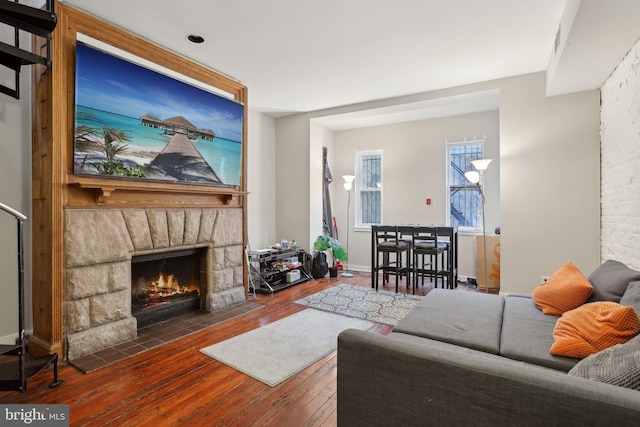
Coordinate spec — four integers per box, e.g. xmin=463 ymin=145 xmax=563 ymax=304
xmin=73 ymin=40 xmax=244 ymax=191
xmin=50 ymin=2 xmax=248 ymax=207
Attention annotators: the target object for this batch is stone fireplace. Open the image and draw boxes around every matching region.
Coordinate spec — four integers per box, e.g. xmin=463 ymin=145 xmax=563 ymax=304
xmin=28 ymin=4 xmax=249 ymax=361
xmin=63 ymin=208 xmax=245 ymax=361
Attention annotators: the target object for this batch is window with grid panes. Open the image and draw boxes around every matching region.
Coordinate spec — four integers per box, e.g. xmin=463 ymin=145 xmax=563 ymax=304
xmin=447 ymin=141 xmax=484 ymax=230
xmin=356 ymin=150 xmax=382 ymax=227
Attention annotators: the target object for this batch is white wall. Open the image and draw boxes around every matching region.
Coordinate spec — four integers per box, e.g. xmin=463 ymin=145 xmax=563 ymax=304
xmin=247 ymin=109 xmax=276 ymax=250
xmin=274 ymin=115 xmax=311 ymax=251
xmin=0 ymin=31 xmax=33 ymax=343
xmin=329 ymin=111 xmax=500 ymax=279
xmin=499 ymin=73 xmax=600 ymax=291
xmin=601 ymin=36 xmax=640 ymax=268
xmin=276 ymin=72 xmax=601 ymax=294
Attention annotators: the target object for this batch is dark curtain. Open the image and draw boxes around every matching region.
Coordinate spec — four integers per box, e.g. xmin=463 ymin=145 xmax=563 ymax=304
xmin=322 ymin=147 xmax=335 ymax=238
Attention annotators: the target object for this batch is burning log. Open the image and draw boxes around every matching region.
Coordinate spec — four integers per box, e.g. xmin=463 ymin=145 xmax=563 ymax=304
xmin=133 ymin=272 xmax=199 ymax=308
xmin=134 ymin=289 xmax=199 ymax=308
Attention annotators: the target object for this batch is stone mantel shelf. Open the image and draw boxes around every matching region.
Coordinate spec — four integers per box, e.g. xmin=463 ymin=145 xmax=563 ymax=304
xmin=68 ymin=176 xmax=247 ymax=204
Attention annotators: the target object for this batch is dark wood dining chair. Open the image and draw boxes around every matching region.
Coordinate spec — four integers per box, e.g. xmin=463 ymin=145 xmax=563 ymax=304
xmin=436 ymin=226 xmax=458 ymax=289
xmin=412 ymin=226 xmax=447 ymax=290
xmin=371 ymin=225 xmax=412 ymax=293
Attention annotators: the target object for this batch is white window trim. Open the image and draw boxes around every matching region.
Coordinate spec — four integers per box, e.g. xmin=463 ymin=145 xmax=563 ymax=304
xmin=445 ymin=139 xmax=484 ymax=232
xmin=355 ymin=149 xmax=383 ymax=228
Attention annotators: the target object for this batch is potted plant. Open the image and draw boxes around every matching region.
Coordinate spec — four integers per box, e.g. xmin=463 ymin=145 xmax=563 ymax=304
xmin=313 ymin=235 xmax=347 ymax=277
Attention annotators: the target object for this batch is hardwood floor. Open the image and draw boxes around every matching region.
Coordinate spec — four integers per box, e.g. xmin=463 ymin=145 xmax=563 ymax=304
xmin=0 ymin=273 xmax=430 ymax=426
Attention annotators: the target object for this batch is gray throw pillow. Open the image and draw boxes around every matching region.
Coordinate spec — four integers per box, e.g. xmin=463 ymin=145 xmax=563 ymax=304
xmin=568 ymin=334 xmax=640 ymax=390
xmin=587 ymin=260 xmax=640 ymax=302
xmin=621 ymin=281 xmax=640 ymax=316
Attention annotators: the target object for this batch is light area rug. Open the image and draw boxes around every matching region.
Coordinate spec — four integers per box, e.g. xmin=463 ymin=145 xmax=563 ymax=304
xmin=295 ymin=284 xmax=423 ymax=325
xmin=200 ymin=308 xmax=373 ymax=387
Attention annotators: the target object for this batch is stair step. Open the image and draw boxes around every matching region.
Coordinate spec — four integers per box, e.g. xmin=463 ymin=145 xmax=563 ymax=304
xmin=0 ymin=344 xmax=22 ymax=356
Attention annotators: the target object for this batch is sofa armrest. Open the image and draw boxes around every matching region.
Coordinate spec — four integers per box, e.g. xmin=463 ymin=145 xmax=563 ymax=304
xmin=337 ymin=329 xmax=640 ymax=427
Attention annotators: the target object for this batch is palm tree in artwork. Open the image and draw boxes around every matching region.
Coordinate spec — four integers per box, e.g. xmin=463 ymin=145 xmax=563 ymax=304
xmin=74 ymin=112 xmax=143 ymax=176
xmin=74 ymin=112 xmax=130 ymax=162
xmin=90 ymin=126 xmax=140 ymax=176
xmin=74 ymin=110 xmax=103 ymax=152
xmin=99 ymin=126 xmax=131 ymax=163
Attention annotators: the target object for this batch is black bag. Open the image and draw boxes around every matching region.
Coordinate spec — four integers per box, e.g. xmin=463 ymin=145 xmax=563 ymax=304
xmin=311 ymin=252 xmax=328 ymax=279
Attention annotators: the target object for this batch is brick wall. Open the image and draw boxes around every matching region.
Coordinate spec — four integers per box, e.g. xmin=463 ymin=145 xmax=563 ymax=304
xmin=601 ymin=37 xmax=640 ymax=268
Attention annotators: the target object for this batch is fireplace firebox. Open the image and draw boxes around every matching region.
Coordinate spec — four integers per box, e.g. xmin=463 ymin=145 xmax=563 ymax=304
xmin=131 ymin=249 xmax=203 ymax=328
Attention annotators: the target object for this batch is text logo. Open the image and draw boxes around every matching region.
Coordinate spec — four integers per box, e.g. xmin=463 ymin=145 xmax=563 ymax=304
xmin=1 ymin=405 xmax=69 ymax=426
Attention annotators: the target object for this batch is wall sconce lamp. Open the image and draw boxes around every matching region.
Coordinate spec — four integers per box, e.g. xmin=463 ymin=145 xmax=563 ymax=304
xmin=464 ymin=159 xmax=492 ymax=292
xmin=342 ymin=175 xmax=356 ymax=277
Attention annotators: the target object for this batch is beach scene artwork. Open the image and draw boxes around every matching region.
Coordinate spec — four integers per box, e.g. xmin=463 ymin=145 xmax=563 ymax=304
xmin=73 ymin=42 xmax=243 ymax=187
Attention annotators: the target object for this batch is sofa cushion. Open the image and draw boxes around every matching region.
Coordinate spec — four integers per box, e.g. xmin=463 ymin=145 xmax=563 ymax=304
xmin=500 ymin=294 xmax=578 ymax=371
xmin=550 ymin=302 xmax=640 ymax=358
xmin=587 ymin=260 xmax=640 ymax=303
xmin=531 ymin=262 xmax=593 ymax=315
xmin=568 ymin=334 xmax=640 ymax=390
xmin=620 ymin=281 xmax=640 ymax=316
xmin=386 ymin=331 xmax=500 ymax=360
xmin=393 ymin=289 xmax=504 ymax=354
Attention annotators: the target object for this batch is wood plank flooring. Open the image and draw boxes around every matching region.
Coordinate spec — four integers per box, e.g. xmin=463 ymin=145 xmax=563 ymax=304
xmin=0 ymin=273 xmax=431 ymax=426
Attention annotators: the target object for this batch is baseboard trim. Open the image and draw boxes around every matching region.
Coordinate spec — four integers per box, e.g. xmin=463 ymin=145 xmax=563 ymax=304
xmin=0 ymin=332 xmax=19 ymax=345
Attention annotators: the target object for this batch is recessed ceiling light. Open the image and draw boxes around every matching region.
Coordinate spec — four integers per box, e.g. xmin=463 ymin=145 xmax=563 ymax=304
xmin=187 ymin=34 xmax=205 ymax=44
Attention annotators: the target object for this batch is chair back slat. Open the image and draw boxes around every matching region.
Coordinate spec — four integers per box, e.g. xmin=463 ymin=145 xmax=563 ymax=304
xmin=435 ymin=226 xmax=453 ymax=247
xmin=373 ymin=225 xmax=399 ymax=244
xmin=412 ymin=226 xmax=437 ymax=249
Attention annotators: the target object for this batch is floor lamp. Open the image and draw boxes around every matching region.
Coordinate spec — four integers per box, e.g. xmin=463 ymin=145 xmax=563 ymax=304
xmin=464 ymin=159 xmax=492 ymax=292
xmin=341 ymin=174 xmax=356 ymax=278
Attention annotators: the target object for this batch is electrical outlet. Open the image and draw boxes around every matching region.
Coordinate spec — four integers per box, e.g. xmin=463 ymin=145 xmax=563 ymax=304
xmin=541 ymin=275 xmax=550 ymax=282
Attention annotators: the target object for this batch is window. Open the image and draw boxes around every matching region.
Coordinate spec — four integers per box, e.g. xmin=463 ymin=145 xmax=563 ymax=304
xmin=356 ymin=150 xmax=382 ymax=227
xmin=446 ymin=141 xmax=484 ymax=230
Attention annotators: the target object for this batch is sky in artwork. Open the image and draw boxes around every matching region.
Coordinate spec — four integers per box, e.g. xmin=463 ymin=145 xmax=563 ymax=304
xmin=74 ymin=42 xmax=243 ymax=142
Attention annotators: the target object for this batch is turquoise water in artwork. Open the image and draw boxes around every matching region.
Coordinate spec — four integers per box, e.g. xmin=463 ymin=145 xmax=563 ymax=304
xmin=75 ymin=105 xmax=241 ymax=186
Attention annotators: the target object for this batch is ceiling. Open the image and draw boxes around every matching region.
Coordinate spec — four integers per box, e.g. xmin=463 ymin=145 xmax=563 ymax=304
xmin=59 ymin=0 xmax=640 ymax=123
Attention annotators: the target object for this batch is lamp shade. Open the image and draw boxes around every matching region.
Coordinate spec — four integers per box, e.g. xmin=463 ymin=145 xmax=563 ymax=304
xmin=464 ymin=170 xmax=480 ymax=184
xmin=471 ymin=159 xmax=492 ymax=174
xmin=343 ymin=175 xmax=355 ymax=191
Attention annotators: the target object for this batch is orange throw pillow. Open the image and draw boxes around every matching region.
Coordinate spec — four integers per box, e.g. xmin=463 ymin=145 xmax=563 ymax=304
xmin=531 ymin=262 xmax=593 ymax=315
xmin=550 ymin=302 xmax=640 ymax=358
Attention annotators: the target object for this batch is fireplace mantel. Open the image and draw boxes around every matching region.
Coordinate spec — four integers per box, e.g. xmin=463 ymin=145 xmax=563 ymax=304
xmin=68 ymin=176 xmax=247 ymax=205
xmin=30 ymin=2 xmax=248 ymax=359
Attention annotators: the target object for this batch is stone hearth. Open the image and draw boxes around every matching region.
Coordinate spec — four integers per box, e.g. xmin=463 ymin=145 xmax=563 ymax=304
xmin=63 ymin=207 xmax=245 ymax=360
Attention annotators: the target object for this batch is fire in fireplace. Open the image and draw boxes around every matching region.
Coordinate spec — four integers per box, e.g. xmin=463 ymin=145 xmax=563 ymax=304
xmin=131 ymin=248 xmax=203 ymax=328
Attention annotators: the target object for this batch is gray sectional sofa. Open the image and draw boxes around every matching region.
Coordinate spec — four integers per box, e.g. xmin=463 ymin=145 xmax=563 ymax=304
xmin=337 ymin=268 xmax=640 ymax=426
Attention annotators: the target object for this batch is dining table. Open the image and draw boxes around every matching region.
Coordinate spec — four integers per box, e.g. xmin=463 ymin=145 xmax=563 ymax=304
xmin=371 ymin=224 xmax=458 ymax=292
